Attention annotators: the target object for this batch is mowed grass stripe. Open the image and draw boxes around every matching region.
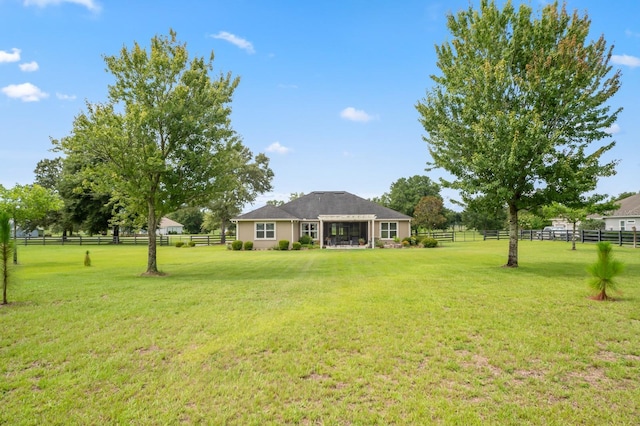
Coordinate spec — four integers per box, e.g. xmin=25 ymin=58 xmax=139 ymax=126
xmin=1 ymin=241 xmax=638 ymax=424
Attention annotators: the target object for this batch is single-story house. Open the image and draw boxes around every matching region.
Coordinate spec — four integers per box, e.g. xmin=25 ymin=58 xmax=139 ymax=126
xmin=594 ymin=193 xmax=640 ymax=231
xmin=232 ymin=191 xmax=412 ymax=249
xmin=157 ymin=217 xmax=184 ymax=235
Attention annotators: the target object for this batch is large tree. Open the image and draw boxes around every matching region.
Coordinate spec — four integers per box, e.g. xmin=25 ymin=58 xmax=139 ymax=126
xmin=375 ymin=175 xmax=440 ymax=217
xmin=34 ymin=156 xmax=115 ymax=236
xmin=416 ymin=0 xmax=620 ymax=267
xmin=57 ymin=30 xmax=242 ymax=274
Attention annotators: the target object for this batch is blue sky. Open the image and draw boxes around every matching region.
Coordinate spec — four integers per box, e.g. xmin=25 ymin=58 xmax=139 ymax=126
xmin=1 ymin=0 xmax=638 ymax=212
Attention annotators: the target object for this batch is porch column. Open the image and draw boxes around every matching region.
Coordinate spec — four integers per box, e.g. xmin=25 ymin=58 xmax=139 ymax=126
xmin=370 ymin=219 xmax=374 ymax=248
xmin=319 ymin=218 xmax=324 ymax=248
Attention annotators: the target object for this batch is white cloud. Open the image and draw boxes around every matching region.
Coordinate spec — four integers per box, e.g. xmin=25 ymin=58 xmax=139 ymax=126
xmin=605 ymin=123 xmax=621 ymax=135
xmin=56 ymin=92 xmax=76 ymax=101
xmin=19 ymin=61 xmax=39 ymax=72
xmin=340 ymin=107 xmax=375 ymax=123
xmin=611 ymin=54 xmax=640 ymax=68
xmin=0 ymin=48 xmax=21 ymax=63
xmin=211 ymin=31 xmax=255 ymax=54
xmin=1 ymin=82 xmax=49 ymax=102
xmin=23 ymin=0 xmax=101 ymax=12
xmin=266 ymin=142 xmax=290 ymax=154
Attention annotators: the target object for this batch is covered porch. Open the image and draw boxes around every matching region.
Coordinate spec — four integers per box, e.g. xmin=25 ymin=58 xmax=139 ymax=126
xmin=318 ymin=215 xmax=376 ymax=248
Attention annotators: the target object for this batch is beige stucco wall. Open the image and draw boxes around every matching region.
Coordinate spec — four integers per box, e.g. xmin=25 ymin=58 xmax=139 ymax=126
xmin=604 ymin=217 xmax=639 ymax=231
xmin=372 ymin=220 xmax=411 ymax=240
xmin=235 ymin=220 xmax=299 ymax=250
xmin=236 ymin=219 xmax=411 ymax=249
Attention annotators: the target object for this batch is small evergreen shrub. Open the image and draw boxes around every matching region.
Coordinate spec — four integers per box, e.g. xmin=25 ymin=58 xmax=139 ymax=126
xmin=84 ymin=250 xmax=91 ymax=266
xmin=278 ymin=240 xmax=290 ymax=251
xmin=292 ymin=242 xmax=302 ymax=250
xmin=175 ymin=241 xmax=185 ymax=248
xmin=299 ymin=235 xmax=312 ymax=245
xmin=188 ymin=241 xmax=196 ymax=247
xmin=422 ymin=237 xmax=438 ymax=248
xmin=402 ymin=240 xmax=410 ymax=248
xmin=375 ymin=239 xmax=385 ymax=248
xmin=244 ymin=241 xmax=254 ymax=251
xmin=231 ymin=240 xmax=243 ymax=251
xmin=587 ymin=242 xmax=624 ymax=300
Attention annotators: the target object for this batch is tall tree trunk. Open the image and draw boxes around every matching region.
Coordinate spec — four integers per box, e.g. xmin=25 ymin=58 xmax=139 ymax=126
xmin=571 ymin=222 xmax=577 ymax=251
xmin=220 ymin=219 xmax=226 ymax=244
xmin=506 ymin=202 xmax=519 ymax=268
xmin=146 ymin=198 xmax=159 ymax=275
xmin=112 ymin=225 xmax=119 ymax=244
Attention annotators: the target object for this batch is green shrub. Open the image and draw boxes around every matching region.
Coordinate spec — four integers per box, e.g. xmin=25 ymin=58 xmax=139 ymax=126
xmin=422 ymin=237 xmax=438 ymax=248
xmin=402 ymin=236 xmax=418 ymax=246
xmin=299 ymin=235 xmax=312 ymax=245
xmin=278 ymin=240 xmax=290 ymax=251
xmin=292 ymin=242 xmax=302 ymax=250
xmin=375 ymin=239 xmax=385 ymax=248
xmin=244 ymin=241 xmax=254 ymax=251
xmin=175 ymin=241 xmax=185 ymax=248
xmin=231 ymin=240 xmax=243 ymax=251
xmin=402 ymin=240 xmax=410 ymax=248
xmin=188 ymin=241 xmax=196 ymax=247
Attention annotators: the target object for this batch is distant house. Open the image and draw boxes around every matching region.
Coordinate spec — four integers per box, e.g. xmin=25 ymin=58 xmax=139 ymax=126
xmin=9 ymin=220 xmax=41 ymax=238
xmin=232 ymin=191 xmax=412 ymax=249
xmin=157 ymin=217 xmax=184 ymax=235
xmin=594 ymin=193 xmax=640 ymax=231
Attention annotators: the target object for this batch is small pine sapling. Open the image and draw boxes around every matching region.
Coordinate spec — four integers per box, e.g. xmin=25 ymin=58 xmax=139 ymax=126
xmin=84 ymin=250 xmax=91 ymax=267
xmin=1 ymin=211 xmax=13 ymax=304
xmin=587 ymin=242 xmax=624 ymax=301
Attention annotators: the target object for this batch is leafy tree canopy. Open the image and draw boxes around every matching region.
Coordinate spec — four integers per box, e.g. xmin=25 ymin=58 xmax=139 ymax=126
xmin=56 ymin=29 xmax=245 ymax=274
xmin=413 ymin=196 xmax=447 ymax=231
xmin=416 ymin=0 xmax=621 ymax=266
xmin=377 ymin=175 xmax=441 ymax=218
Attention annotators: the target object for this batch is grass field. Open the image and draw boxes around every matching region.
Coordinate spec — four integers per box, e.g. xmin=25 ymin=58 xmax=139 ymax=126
xmin=1 ymin=241 xmax=639 ymax=424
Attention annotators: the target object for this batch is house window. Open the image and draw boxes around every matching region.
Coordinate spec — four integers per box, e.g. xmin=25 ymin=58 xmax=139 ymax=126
xmin=301 ymin=222 xmax=319 ymax=240
xmin=255 ymin=222 xmax=275 ymax=239
xmin=380 ymin=222 xmax=397 ymax=239
xmin=620 ymin=220 xmax=625 ymax=231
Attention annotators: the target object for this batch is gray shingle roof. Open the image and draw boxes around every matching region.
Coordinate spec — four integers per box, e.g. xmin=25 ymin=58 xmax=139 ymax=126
xmin=607 ymin=193 xmax=640 ymax=217
xmin=234 ymin=191 xmax=411 ymax=221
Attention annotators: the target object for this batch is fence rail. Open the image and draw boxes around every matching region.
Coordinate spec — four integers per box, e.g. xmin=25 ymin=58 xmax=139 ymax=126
xmin=519 ymin=229 xmax=638 ymax=247
xmin=14 ymin=230 xmax=638 ymax=247
xmin=15 ymin=234 xmax=234 ymax=247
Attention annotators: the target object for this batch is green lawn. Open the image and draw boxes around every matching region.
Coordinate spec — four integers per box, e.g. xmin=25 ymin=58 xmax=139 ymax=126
xmin=2 ymin=241 xmax=639 ymax=424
